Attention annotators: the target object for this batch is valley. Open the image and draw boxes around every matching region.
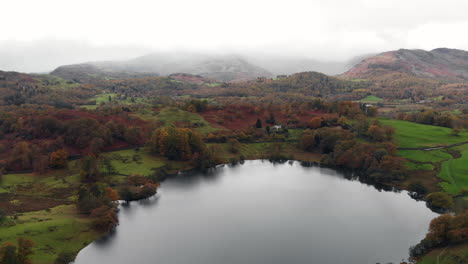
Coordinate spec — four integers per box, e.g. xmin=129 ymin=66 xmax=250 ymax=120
xmin=0 ymin=47 xmax=467 ymax=264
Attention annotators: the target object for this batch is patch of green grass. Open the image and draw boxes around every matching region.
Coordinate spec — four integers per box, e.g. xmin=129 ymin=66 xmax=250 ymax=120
xmin=383 ymin=119 xmax=468 ymax=195
xmin=398 ymin=149 xmax=452 ymax=163
xmin=287 ymin=129 xmax=304 ymax=141
xmin=380 ymin=119 xmax=468 ymax=148
xmin=357 ymin=95 xmax=383 ymax=103
xmin=0 ymin=171 xmax=80 ymax=195
xmin=438 ymin=144 xmax=468 ymax=195
xmin=0 ymin=174 xmax=36 ymax=193
xmin=138 ymin=107 xmax=219 ymax=135
xmin=0 ymin=205 xmax=99 ymax=264
xmin=104 ymin=148 xmax=166 ymax=176
xmin=406 ymin=162 xmax=435 ymax=171
xmin=93 ymin=93 xmax=117 ymax=104
xmin=36 ymin=74 xmax=80 ymax=90
xmin=79 ymin=104 xmax=98 ymax=110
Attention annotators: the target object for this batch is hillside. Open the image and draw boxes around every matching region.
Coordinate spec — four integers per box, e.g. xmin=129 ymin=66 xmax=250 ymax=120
xmin=50 ymin=64 xmax=160 ymax=83
xmin=343 ymin=48 xmax=468 ymax=83
xmin=51 ymin=53 xmax=273 ymax=83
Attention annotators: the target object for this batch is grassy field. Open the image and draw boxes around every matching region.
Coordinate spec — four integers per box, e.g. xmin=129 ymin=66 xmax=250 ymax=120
xmin=104 ymin=148 xmax=166 ymax=176
xmin=380 ymin=119 xmax=468 ymax=148
xmin=357 ymin=95 xmax=383 ymax=103
xmin=406 ymin=162 xmax=435 ymax=171
xmin=397 ymin=149 xmax=452 ymax=163
xmin=0 ymin=171 xmax=80 ymax=197
xmin=0 ymin=205 xmax=98 ymax=264
xmin=382 ymin=119 xmax=468 ymax=195
xmin=138 ymin=107 xmax=219 ymax=135
xmin=438 ymin=144 xmax=468 ymax=194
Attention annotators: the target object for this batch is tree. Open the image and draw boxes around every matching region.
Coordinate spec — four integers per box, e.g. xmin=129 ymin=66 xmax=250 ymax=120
xmin=89 ymin=137 xmax=105 ymax=155
xmin=17 ymin=237 xmax=35 ymax=264
xmin=367 ymin=125 xmax=385 ymax=141
xmin=426 ymin=192 xmax=454 ymax=210
xmin=149 ymin=127 xmax=204 ymax=161
xmin=299 ymin=129 xmax=316 ymax=151
xmin=0 ymin=242 xmax=17 ymax=264
xmin=80 ymin=155 xmax=100 ymax=183
xmin=0 ymin=208 xmax=6 ymax=223
xmin=227 ymin=139 xmax=241 ymax=154
xmin=54 ymin=252 xmax=75 ymax=264
xmin=451 ymin=128 xmax=460 ymax=136
xmin=33 ymin=155 xmax=49 ymax=174
xmin=49 ymin=149 xmax=68 ymax=169
xmin=309 ymin=117 xmax=322 ymax=129
xmin=77 ymin=183 xmax=113 ymax=214
xmin=90 ymin=206 xmax=118 ymax=232
xmin=266 ymin=113 xmax=276 ymax=125
xmin=106 ymin=187 xmax=119 ymax=201
xmin=255 ymin=119 xmax=262 ymax=128
xmin=8 ymin=142 xmax=33 ymax=170
xmin=408 ymin=182 xmax=428 ymax=196
xmin=101 ymin=157 xmax=115 ymax=175
xmin=425 ymin=214 xmax=453 ymax=245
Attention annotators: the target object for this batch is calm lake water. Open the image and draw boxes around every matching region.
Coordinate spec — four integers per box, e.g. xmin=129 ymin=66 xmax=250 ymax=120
xmin=74 ymin=160 xmax=437 ymax=264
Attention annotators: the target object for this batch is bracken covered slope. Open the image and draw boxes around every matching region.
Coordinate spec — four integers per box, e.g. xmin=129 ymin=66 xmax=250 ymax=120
xmin=342 ymin=48 xmax=468 ymax=83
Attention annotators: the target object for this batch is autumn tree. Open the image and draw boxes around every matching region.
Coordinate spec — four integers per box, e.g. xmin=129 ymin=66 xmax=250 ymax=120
xmin=309 ymin=117 xmax=322 ymax=129
xmin=192 ymin=145 xmax=223 ymax=170
xmin=80 ymin=155 xmax=100 ymax=182
xmin=106 ymin=187 xmax=119 ymax=201
xmin=49 ymin=149 xmax=68 ymax=168
xmin=17 ymin=237 xmax=35 ymax=264
xmin=0 ymin=242 xmax=17 ymax=264
xmin=426 ymin=192 xmax=454 ymax=210
xmin=227 ymin=138 xmax=241 ymax=154
xmin=31 ymin=154 xmax=48 ymax=174
xmin=8 ymin=142 xmax=33 ymax=170
xmin=90 ymin=205 xmax=118 ymax=232
xmin=149 ymin=127 xmax=204 ymax=161
xmin=77 ymin=183 xmax=114 ymax=214
xmin=54 ymin=252 xmax=75 ymax=264
xmin=299 ymin=129 xmax=316 ymax=151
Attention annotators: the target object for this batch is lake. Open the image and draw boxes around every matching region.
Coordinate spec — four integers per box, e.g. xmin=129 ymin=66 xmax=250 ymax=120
xmin=74 ymin=160 xmax=437 ymax=264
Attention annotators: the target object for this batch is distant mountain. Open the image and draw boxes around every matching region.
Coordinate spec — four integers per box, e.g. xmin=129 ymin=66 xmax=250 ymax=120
xmin=51 ymin=53 xmax=273 ymax=83
xmin=342 ymin=48 xmax=468 ymax=83
xmin=50 ymin=64 xmax=159 ymax=83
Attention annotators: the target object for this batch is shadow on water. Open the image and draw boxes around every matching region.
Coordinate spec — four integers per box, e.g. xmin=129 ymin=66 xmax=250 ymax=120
xmin=163 ymin=159 xmax=401 ymax=194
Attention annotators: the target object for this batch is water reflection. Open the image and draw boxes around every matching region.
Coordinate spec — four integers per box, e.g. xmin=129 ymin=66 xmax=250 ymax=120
xmin=74 ymin=160 xmax=437 ymax=264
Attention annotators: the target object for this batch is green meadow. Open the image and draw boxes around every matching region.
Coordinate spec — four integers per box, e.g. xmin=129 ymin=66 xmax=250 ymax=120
xmin=383 ymin=119 xmax=468 ymax=195
xmin=0 ymin=205 xmax=99 ymax=264
xmin=380 ymin=119 xmax=468 ymax=148
xmin=138 ymin=107 xmax=219 ymax=135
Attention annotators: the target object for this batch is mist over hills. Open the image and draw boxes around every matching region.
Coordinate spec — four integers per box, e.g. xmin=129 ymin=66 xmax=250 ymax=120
xmin=51 ymin=53 xmax=273 ymax=82
xmin=49 ymin=52 xmax=370 ymax=83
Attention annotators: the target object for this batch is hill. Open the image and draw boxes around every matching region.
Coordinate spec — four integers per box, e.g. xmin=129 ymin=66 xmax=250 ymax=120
xmin=342 ymin=48 xmax=468 ymax=83
xmin=51 ymin=53 xmax=273 ymax=83
xmin=50 ymin=64 xmax=160 ymax=83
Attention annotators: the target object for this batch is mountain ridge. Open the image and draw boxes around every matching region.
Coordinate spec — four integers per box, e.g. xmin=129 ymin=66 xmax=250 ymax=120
xmin=51 ymin=53 xmax=273 ymax=83
xmin=342 ymin=48 xmax=468 ymax=83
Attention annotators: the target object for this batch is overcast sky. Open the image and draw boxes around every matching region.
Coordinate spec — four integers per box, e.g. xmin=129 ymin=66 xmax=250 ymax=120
xmin=2 ymin=0 xmax=468 ymax=72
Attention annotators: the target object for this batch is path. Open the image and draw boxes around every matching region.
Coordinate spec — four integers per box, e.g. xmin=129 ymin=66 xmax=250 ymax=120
xmin=398 ymin=141 xmax=468 ymax=151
